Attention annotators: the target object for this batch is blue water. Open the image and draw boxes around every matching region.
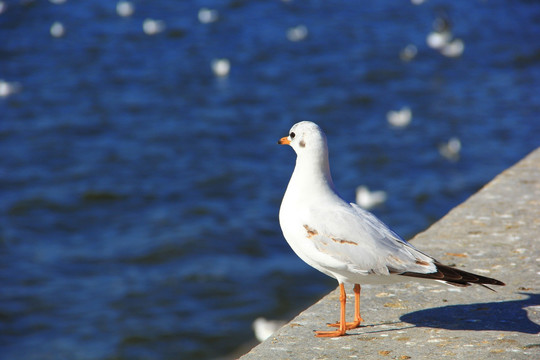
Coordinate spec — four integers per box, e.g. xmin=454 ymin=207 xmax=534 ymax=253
xmin=1 ymin=0 xmax=539 ymax=358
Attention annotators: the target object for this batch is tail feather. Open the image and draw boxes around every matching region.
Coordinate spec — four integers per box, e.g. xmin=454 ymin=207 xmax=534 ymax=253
xmin=399 ymin=263 xmax=505 ymax=290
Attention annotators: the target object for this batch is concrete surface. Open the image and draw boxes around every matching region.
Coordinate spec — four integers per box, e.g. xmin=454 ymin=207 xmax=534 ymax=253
xmin=240 ymin=148 xmax=540 ymax=359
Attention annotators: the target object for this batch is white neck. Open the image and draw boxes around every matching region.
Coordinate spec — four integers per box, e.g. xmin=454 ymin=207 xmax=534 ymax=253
xmin=285 ymin=148 xmax=337 ymax=204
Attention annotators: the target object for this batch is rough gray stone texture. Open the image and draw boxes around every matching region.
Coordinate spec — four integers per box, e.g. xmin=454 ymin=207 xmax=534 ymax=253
xmin=241 ymin=148 xmax=540 ymax=359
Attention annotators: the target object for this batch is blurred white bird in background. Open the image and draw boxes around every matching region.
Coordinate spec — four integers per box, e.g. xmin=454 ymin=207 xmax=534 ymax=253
xmin=116 ymin=1 xmax=134 ymax=17
xmin=143 ymin=18 xmax=165 ymax=35
xmin=0 ymin=80 xmax=21 ymax=98
xmin=50 ymin=21 xmax=65 ymax=38
xmin=386 ymin=106 xmax=412 ymax=128
xmin=400 ymin=44 xmax=418 ymax=62
xmin=211 ymin=58 xmax=231 ymax=77
xmin=355 ymin=186 xmax=387 ymax=210
xmin=252 ymin=317 xmax=286 ymax=342
xmin=427 ymin=16 xmax=465 ymax=58
xmin=198 ymin=8 xmax=219 ymax=24
xmin=427 ymin=30 xmax=451 ymax=50
xmin=287 ymin=25 xmax=308 ymax=42
xmin=438 ymin=137 xmax=462 ymax=161
xmin=440 ymin=38 xmax=465 ymax=58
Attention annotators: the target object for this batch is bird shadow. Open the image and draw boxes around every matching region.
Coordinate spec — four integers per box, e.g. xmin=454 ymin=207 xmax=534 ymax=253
xmin=399 ymin=292 xmax=540 ymax=334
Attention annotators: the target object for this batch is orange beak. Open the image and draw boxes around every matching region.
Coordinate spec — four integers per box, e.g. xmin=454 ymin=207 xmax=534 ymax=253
xmin=278 ymin=136 xmax=290 ymax=145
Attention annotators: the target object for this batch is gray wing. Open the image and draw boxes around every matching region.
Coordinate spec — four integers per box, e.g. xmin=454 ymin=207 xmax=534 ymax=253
xmin=304 ymin=202 xmax=437 ymax=276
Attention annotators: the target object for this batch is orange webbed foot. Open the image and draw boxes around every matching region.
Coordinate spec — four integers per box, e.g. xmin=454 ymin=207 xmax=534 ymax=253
xmin=326 ymin=319 xmax=363 ymax=330
xmin=314 ymin=329 xmax=347 ymax=337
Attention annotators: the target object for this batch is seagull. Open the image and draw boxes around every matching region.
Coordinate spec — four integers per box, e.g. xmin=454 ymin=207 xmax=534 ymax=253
xmin=277 ymin=121 xmax=505 ymax=337
xmin=116 ymin=1 xmax=135 ymax=17
xmin=252 ymin=317 xmax=287 ymax=342
xmin=211 ymin=58 xmax=231 ymax=77
xmin=355 ymin=185 xmax=387 ymax=210
xmin=50 ymin=21 xmax=65 ymax=38
xmin=386 ymin=106 xmax=412 ymax=128
xmin=438 ymin=137 xmax=462 ymax=161
xmin=426 ymin=29 xmax=452 ymax=50
xmin=427 ymin=16 xmax=453 ymax=50
xmin=440 ymin=38 xmax=465 ymax=58
xmin=286 ymin=25 xmax=308 ymax=42
xmin=399 ymin=44 xmax=418 ymax=62
xmin=0 ymin=79 xmax=21 ymax=97
xmin=198 ymin=8 xmax=219 ymax=24
xmin=142 ymin=18 xmax=165 ymax=35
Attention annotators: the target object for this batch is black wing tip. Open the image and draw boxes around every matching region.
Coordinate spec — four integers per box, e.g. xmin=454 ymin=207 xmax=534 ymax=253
xmin=437 ymin=263 xmax=506 ymax=287
xmin=400 ymin=263 xmax=505 ymax=289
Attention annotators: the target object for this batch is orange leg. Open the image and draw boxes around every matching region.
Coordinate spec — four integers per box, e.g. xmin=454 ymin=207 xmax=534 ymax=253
xmin=327 ymin=283 xmax=363 ymax=330
xmin=315 ymin=283 xmax=347 ymax=337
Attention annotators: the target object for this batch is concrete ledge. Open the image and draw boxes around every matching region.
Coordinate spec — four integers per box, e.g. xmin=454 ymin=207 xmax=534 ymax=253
xmin=241 ymin=148 xmax=540 ymax=359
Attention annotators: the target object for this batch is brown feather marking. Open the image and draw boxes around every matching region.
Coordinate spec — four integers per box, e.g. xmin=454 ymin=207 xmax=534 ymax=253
xmin=331 ymin=237 xmax=358 ymax=246
xmin=388 ymin=255 xmax=406 ymax=264
xmin=303 ymin=225 xmax=318 ymax=238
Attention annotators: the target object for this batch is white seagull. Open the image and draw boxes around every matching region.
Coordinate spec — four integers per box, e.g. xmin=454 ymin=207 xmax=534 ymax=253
xmin=355 ymin=185 xmax=387 ymax=210
xmin=252 ymin=317 xmax=287 ymax=342
xmin=386 ymin=106 xmax=412 ymax=128
xmin=278 ymin=121 xmax=504 ymax=337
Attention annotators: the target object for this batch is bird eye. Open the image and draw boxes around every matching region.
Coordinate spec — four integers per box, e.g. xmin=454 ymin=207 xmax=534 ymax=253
xmin=290 ymin=132 xmax=296 ymax=139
